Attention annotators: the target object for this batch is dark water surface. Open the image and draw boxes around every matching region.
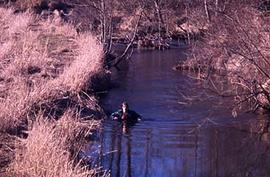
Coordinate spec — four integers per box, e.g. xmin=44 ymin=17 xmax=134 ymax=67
xmin=86 ymin=46 xmax=270 ymax=177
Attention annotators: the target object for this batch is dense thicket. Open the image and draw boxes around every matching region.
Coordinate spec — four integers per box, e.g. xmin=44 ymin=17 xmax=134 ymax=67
xmin=181 ymin=0 xmax=270 ymax=115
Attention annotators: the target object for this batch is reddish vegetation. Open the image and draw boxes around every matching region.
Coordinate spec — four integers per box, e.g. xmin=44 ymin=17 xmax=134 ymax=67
xmin=178 ymin=1 xmax=270 ymax=115
xmin=0 ymin=7 xmax=107 ymax=177
xmin=9 ymin=112 xmax=101 ymax=177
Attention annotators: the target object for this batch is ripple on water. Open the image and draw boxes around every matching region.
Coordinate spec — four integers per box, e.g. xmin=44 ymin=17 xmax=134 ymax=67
xmin=86 ymin=48 xmax=270 ymax=177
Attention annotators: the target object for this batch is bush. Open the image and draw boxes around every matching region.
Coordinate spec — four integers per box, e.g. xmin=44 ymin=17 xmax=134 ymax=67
xmin=181 ymin=1 xmax=270 ymax=114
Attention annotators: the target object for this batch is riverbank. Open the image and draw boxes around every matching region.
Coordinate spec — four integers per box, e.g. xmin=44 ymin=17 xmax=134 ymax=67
xmin=0 ymin=0 xmax=204 ymax=50
xmin=174 ymin=1 xmax=270 ymax=114
xmin=0 ymin=8 xmax=108 ymax=177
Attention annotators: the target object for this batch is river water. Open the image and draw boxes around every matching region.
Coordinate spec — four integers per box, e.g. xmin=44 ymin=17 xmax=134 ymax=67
xmin=85 ymin=45 xmax=270 ymax=177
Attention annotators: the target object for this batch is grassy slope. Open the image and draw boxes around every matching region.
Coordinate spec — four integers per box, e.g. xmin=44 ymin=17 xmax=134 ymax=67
xmin=0 ymin=7 xmax=106 ymax=177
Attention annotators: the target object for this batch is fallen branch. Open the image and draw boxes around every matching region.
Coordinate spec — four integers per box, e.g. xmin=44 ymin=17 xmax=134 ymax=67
xmin=112 ymin=11 xmax=142 ymax=68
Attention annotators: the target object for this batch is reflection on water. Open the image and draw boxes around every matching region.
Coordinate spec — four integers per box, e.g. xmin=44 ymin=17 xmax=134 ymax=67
xmin=99 ymin=122 xmax=270 ymax=177
xmin=85 ymin=47 xmax=270 ymax=177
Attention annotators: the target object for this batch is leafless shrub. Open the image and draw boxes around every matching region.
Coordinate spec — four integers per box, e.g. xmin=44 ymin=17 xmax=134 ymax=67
xmin=181 ymin=1 xmax=270 ymax=115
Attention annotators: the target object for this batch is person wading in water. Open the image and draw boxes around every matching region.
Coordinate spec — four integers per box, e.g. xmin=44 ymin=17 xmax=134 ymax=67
xmin=111 ymin=102 xmax=141 ymax=124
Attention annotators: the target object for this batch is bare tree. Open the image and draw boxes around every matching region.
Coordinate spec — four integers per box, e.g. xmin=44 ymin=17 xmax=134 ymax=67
xmin=179 ymin=0 xmax=270 ymax=114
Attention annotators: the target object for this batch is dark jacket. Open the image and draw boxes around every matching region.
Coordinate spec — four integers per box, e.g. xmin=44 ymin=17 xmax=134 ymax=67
xmin=110 ymin=109 xmax=141 ymax=123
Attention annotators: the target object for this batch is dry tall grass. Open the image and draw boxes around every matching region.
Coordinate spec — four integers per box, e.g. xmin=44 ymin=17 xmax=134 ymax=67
xmin=15 ymin=0 xmax=42 ymax=9
xmin=8 ymin=111 xmax=102 ymax=177
xmin=0 ymin=7 xmax=106 ymax=177
xmin=0 ymin=7 xmax=103 ymax=132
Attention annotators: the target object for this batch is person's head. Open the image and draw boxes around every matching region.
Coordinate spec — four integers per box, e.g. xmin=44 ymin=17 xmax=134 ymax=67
xmin=121 ymin=102 xmax=129 ymax=113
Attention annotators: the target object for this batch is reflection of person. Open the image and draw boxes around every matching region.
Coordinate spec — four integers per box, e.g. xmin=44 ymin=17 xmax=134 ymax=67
xmin=122 ymin=123 xmax=128 ymax=134
xmin=111 ymin=102 xmax=141 ymax=123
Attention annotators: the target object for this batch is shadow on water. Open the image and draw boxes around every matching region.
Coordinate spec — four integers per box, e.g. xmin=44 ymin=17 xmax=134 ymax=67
xmin=85 ymin=44 xmax=270 ymax=177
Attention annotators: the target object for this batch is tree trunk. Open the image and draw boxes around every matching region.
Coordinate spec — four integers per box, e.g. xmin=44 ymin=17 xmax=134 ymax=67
xmin=215 ymin=0 xmax=219 ymax=16
xmin=185 ymin=3 xmax=191 ymax=44
xmin=204 ymin=0 xmax=211 ymax=23
xmin=113 ymin=13 xmax=142 ymax=68
xmin=154 ymin=0 xmax=165 ymax=50
xmin=100 ymin=0 xmax=106 ymax=45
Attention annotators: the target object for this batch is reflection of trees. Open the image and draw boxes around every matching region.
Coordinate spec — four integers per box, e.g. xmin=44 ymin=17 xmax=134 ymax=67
xmin=104 ymin=123 xmax=133 ymax=177
xmin=204 ymin=127 xmax=270 ymax=177
xmin=115 ymin=131 xmax=122 ymax=177
xmin=108 ymin=125 xmax=118 ymax=174
xmin=194 ymin=130 xmax=199 ymax=177
xmin=143 ymin=129 xmax=152 ymax=177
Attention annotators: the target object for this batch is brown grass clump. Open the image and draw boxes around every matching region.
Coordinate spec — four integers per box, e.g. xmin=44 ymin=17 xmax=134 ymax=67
xmin=0 ymin=7 xmax=106 ymax=177
xmin=14 ymin=0 xmax=43 ymax=10
xmin=0 ymin=7 xmax=103 ymax=132
xmin=55 ymin=110 xmax=100 ymax=149
xmin=8 ymin=111 xmax=101 ymax=177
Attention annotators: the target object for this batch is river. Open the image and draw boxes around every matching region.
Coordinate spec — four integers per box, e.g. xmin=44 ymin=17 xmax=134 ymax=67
xmin=85 ymin=44 xmax=270 ymax=177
